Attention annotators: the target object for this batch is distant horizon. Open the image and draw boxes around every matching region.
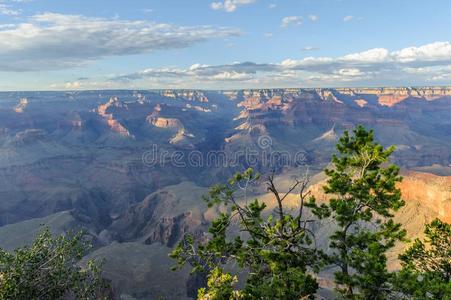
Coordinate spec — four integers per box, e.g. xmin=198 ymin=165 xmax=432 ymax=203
xmin=1 ymin=85 xmax=451 ymax=94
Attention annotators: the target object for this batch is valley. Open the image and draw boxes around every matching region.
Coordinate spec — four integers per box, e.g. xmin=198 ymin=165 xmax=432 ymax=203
xmin=0 ymin=87 xmax=450 ymax=299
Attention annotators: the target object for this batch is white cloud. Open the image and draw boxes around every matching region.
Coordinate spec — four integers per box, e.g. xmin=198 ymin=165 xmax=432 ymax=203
xmin=107 ymin=41 xmax=451 ymax=88
xmin=269 ymin=3 xmax=277 ymax=9
xmin=210 ymin=2 xmax=224 ymax=10
xmin=50 ymin=80 xmax=119 ymax=91
xmin=343 ymin=15 xmax=363 ymax=22
xmin=393 ymin=41 xmax=451 ymax=63
xmin=341 ymin=48 xmax=390 ymax=63
xmin=403 ymin=65 xmax=451 ymax=82
xmin=281 ymin=16 xmax=302 ymax=27
xmin=301 ymin=46 xmax=319 ymax=52
xmin=64 ymin=81 xmax=82 ymax=89
xmin=283 ymin=42 xmax=451 ymax=73
xmin=0 ymin=0 xmax=30 ymax=15
xmin=0 ymin=3 xmax=21 ymax=15
xmin=337 ymin=68 xmax=364 ymax=77
xmin=189 ymin=63 xmax=210 ymax=71
xmin=0 ymin=13 xmax=240 ymax=71
xmin=431 ymin=73 xmax=451 ymax=81
xmin=308 ymin=15 xmax=318 ymax=22
xmin=210 ymin=71 xmax=253 ymax=81
xmin=210 ymin=0 xmax=256 ymax=12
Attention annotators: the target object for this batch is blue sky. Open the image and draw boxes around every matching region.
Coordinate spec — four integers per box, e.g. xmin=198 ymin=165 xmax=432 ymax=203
xmin=0 ymin=0 xmax=450 ymax=90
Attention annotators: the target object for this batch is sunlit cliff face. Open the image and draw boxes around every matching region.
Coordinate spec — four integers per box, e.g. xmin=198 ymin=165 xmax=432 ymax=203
xmin=399 ymin=171 xmax=451 ymax=223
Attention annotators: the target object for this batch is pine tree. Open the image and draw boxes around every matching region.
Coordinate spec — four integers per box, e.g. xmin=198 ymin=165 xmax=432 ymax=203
xmin=171 ymin=168 xmax=323 ymax=299
xmin=197 ymin=267 xmax=243 ymax=300
xmin=392 ymin=218 xmax=451 ymax=299
xmin=307 ymin=125 xmax=406 ymax=299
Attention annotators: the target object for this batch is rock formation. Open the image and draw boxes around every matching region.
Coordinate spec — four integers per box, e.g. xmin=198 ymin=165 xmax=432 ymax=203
xmin=13 ymin=98 xmax=28 ymax=113
xmin=160 ymin=90 xmax=209 ymax=102
xmin=97 ymin=97 xmax=132 ymax=137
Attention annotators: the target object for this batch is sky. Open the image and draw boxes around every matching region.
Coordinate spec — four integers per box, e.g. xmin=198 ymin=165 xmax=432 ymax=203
xmin=0 ymin=0 xmax=450 ymax=91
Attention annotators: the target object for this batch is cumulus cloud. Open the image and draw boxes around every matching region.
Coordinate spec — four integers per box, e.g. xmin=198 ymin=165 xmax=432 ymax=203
xmin=210 ymin=0 xmax=256 ymax=12
xmin=279 ymin=42 xmax=451 ymax=75
xmin=393 ymin=42 xmax=451 ymax=63
xmin=341 ymin=48 xmax=390 ymax=63
xmin=108 ymin=41 xmax=451 ymax=88
xmin=281 ymin=16 xmax=302 ymax=27
xmin=0 ymin=13 xmax=240 ymax=71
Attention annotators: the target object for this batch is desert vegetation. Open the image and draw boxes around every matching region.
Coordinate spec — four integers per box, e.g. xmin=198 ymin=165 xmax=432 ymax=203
xmin=0 ymin=229 xmax=109 ymax=299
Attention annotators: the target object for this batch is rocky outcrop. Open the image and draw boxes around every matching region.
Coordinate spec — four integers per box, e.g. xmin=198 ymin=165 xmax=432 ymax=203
xmin=98 ymin=96 xmax=127 ymax=116
xmin=133 ymin=91 xmax=146 ymax=104
xmin=97 ymin=97 xmax=132 ymax=137
xmin=336 ymin=87 xmax=451 ymax=106
xmin=109 ymin=182 xmax=208 ymax=247
xmin=316 ymin=89 xmax=342 ymax=103
xmin=378 ymin=95 xmax=409 ymax=107
xmin=307 ymin=170 xmax=450 ymax=223
xmin=354 ymin=99 xmax=368 ymax=107
xmin=288 ymin=170 xmax=450 ymax=271
xmin=160 ymin=90 xmax=209 ymax=102
xmin=238 ymin=96 xmax=266 ymax=110
xmin=146 ymin=104 xmax=183 ymax=129
xmin=149 ymin=117 xmax=183 ymax=129
xmin=234 ymin=110 xmax=249 ymax=120
xmin=143 ymin=211 xmax=201 ymax=247
xmin=67 ymin=112 xmax=83 ymax=128
xmin=313 ymin=126 xmax=338 ymax=143
xmin=228 ymin=86 xmax=451 ymax=144
xmin=12 ymin=129 xmax=48 ymax=145
xmin=221 ymin=90 xmax=240 ymax=101
xmin=169 ymin=129 xmax=195 ymax=149
xmin=13 ymin=98 xmax=28 ymax=113
xmin=233 ymin=87 xmax=451 ymax=109
xmin=398 ymin=171 xmax=451 ymax=223
xmin=184 ymin=104 xmax=212 ymax=113
xmin=146 ymin=104 xmax=195 ymax=148
xmin=266 ymin=95 xmax=283 ymax=106
xmin=106 ymin=119 xmax=131 ymax=137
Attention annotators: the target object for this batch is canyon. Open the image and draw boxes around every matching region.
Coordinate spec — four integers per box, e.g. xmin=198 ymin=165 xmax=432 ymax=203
xmin=0 ymin=87 xmax=449 ymax=299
